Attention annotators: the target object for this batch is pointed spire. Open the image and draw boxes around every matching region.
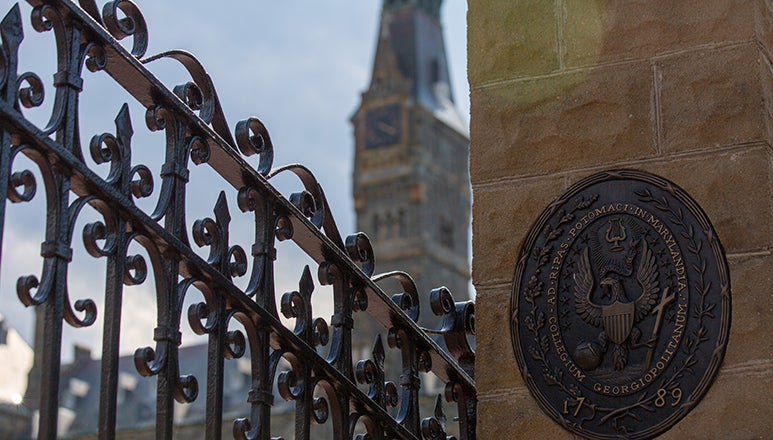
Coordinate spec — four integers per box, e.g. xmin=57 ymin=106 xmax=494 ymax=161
xmin=366 ymin=0 xmax=459 ymax=119
xmin=363 ymin=0 xmax=466 ymax=133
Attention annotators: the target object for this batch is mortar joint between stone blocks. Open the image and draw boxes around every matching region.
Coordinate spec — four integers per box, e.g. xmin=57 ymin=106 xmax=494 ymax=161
xmin=472 ymin=39 xmax=758 ymax=92
xmin=652 ymin=60 xmax=664 ymax=156
xmin=472 ymin=141 xmax=770 ymax=189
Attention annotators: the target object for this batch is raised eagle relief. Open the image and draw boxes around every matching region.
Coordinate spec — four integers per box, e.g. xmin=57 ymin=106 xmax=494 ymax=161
xmin=511 ymin=170 xmax=730 ymax=440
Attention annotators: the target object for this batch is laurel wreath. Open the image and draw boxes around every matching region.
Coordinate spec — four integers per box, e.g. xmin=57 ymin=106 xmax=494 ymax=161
xmin=517 ymin=195 xmax=598 ymax=424
xmin=514 ymin=187 xmax=714 ymax=435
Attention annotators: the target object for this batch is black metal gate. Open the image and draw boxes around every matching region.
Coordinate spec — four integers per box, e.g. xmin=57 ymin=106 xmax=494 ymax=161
xmin=0 ymin=1 xmax=476 ymax=438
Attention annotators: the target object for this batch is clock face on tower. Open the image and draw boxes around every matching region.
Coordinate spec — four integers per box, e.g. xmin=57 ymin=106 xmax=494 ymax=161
xmin=364 ymin=104 xmax=402 ymax=149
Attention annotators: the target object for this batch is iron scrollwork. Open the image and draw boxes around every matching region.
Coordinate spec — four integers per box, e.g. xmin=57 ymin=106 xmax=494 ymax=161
xmin=0 ymin=1 xmax=476 ymax=439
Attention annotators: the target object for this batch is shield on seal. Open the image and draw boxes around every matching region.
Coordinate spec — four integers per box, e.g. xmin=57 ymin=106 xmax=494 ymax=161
xmin=602 ymin=301 xmax=635 ymax=345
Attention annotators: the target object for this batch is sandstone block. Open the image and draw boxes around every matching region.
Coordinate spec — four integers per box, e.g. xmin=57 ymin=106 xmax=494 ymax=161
xmin=468 ymin=0 xmax=558 ymax=85
xmin=651 ymin=148 xmax=772 ymax=253
xmin=760 ymin=47 xmax=773 ymax=142
xmin=477 ymin=392 xmax=575 ymax=439
xmin=658 ymin=43 xmax=766 ymax=153
xmin=563 ymin=147 xmax=772 ymax=253
xmin=722 ymin=253 xmax=773 ymax=367
xmin=565 ymin=0 xmax=755 ymax=68
xmin=474 ymin=287 xmax=524 ymax=393
xmin=659 ymin=370 xmax=773 ymax=439
xmin=470 ymin=62 xmax=655 ymax=184
xmin=755 ymin=0 xmax=773 ymax=61
xmin=472 ymin=177 xmax=567 ymax=284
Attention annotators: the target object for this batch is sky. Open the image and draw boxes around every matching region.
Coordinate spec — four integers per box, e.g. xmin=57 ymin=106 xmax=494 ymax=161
xmin=0 ymin=0 xmax=469 ymax=363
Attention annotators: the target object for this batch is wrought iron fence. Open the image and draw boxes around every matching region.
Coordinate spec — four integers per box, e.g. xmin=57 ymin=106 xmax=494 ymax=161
xmin=0 ymin=1 xmax=476 ymax=438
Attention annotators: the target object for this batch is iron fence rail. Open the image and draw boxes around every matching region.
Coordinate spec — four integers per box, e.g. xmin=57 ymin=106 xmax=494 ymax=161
xmin=0 ymin=1 xmax=476 ymax=439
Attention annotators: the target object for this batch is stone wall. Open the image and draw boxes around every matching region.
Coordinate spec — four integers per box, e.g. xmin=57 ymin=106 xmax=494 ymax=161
xmin=469 ymin=1 xmax=773 ymax=438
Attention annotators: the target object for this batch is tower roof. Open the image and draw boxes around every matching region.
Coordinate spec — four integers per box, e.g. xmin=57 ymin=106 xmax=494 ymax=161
xmin=365 ymin=0 xmax=465 ymax=133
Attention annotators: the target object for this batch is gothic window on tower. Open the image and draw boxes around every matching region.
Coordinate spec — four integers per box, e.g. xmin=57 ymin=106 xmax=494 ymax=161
xmin=440 ymin=218 xmax=454 ymax=250
xmin=373 ymin=213 xmax=381 ymax=241
xmin=373 ymin=209 xmax=407 ymax=241
xmin=385 ymin=211 xmax=395 ymax=239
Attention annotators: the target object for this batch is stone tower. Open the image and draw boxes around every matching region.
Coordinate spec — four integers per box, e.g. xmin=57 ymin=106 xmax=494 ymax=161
xmin=352 ymin=0 xmax=470 ymax=324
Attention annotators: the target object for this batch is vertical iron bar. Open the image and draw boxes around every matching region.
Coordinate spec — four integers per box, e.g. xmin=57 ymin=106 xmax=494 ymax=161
xmin=37 ymin=13 xmax=88 ymax=437
xmin=205 ymin=191 xmax=233 ymax=440
xmin=256 ymin=329 xmax=273 ymax=439
xmin=255 ymin=197 xmax=277 ymax=439
xmin=293 ymin=362 xmax=310 ymax=440
xmin=37 ymin=272 xmax=65 ymax=440
xmin=322 ymin=262 xmax=353 ymax=380
xmin=155 ymin=114 xmax=188 ymax=438
xmin=462 ymin=394 xmax=477 ymax=440
xmin=395 ymin=328 xmax=421 ymax=436
xmin=97 ymin=219 xmax=127 ymax=439
xmin=205 ymin=293 xmax=225 ymax=440
xmin=319 ymin=262 xmax=353 ymax=439
xmin=0 ymin=129 xmax=10 ymax=273
xmin=0 ymin=3 xmax=20 ymax=272
xmin=96 ymin=104 xmax=134 ymax=440
xmin=244 ymin=191 xmax=279 ymax=319
xmin=154 ymin=250 xmax=182 ymax=438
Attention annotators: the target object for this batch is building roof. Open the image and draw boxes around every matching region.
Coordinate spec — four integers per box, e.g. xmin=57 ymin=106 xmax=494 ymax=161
xmin=0 ymin=313 xmax=33 ymax=407
xmin=56 ymin=343 xmax=293 ymax=437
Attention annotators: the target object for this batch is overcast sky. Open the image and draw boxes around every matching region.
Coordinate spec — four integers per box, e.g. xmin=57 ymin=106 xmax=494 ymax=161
xmin=0 ymin=1 xmax=469 ymax=362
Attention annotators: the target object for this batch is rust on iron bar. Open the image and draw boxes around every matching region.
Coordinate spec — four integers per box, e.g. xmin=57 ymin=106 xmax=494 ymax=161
xmin=511 ymin=170 xmax=730 ymax=440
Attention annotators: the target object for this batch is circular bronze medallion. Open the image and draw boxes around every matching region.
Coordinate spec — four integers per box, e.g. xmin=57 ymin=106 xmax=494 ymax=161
xmin=511 ymin=170 xmax=731 ymax=439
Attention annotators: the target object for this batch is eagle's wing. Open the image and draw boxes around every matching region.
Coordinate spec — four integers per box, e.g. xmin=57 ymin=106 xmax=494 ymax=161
xmin=574 ymin=248 xmax=603 ymax=327
xmin=635 ymin=240 xmax=660 ymax=321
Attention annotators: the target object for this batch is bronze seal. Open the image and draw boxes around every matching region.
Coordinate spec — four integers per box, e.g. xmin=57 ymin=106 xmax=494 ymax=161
xmin=511 ymin=170 xmax=731 ymax=439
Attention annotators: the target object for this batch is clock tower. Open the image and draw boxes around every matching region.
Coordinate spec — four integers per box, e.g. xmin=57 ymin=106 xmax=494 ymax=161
xmin=352 ymin=0 xmax=470 ymax=326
